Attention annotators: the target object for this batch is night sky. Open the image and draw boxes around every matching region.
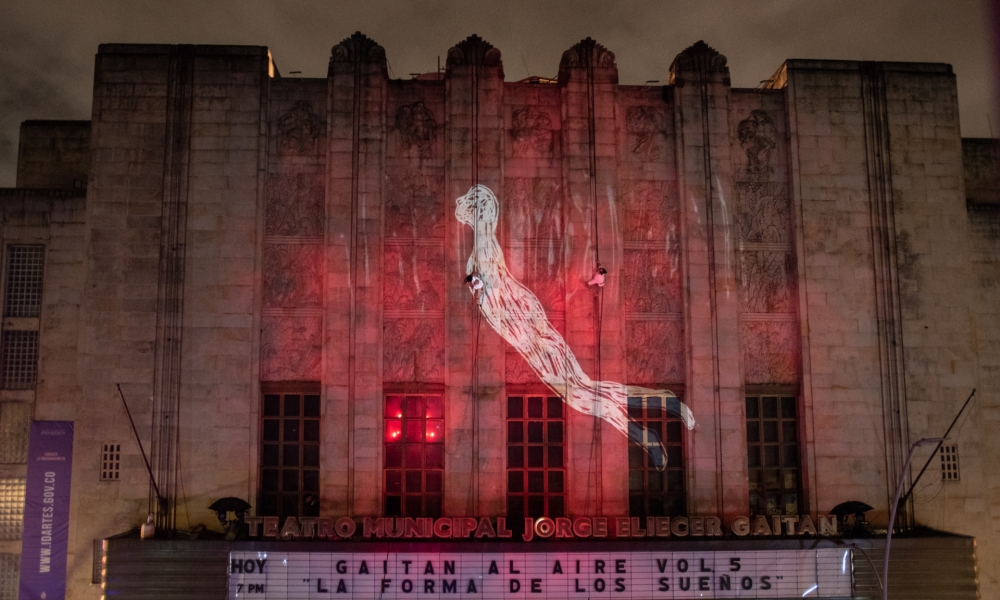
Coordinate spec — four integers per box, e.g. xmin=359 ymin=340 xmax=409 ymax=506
xmin=1 ymin=0 xmax=994 ymax=186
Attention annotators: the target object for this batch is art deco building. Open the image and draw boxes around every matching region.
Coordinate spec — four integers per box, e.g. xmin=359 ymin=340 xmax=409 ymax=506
xmin=0 ymin=33 xmax=996 ymax=599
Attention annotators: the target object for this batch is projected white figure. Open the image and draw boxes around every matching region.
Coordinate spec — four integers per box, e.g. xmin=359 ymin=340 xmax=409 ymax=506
xmin=456 ymin=185 xmax=695 ymax=470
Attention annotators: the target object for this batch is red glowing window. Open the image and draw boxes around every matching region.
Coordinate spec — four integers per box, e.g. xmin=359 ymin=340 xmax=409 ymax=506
xmin=384 ymin=394 xmax=443 ymax=517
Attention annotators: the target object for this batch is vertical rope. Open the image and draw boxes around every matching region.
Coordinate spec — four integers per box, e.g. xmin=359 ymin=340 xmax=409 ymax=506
xmin=346 ymin=49 xmax=362 ymax=515
xmin=585 ymin=52 xmax=604 ymax=515
xmin=469 ymin=54 xmax=482 ymax=515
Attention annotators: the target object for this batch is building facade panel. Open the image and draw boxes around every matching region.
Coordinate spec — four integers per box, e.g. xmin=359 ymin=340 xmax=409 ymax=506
xmin=0 ymin=36 xmax=995 ymax=599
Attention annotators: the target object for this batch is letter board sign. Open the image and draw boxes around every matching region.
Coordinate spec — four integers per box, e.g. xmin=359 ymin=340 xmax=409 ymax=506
xmin=228 ymin=549 xmax=852 ymax=599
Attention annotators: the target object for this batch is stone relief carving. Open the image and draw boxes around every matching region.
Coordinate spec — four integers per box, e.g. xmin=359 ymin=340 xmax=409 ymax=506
xmin=622 ymin=180 xmax=678 ymax=242
xmin=626 ymin=107 xmax=668 ymax=161
xmin=385 ymin=178 xmax=444 ymax=239
xmin=263 ymin=244 xmax=323 ymax=309
xmin=559 ymin=38 xmax=616 ymax=70
xmin=276 ymin=101 xmax=323 ymax=155
xmin=734 ymin=182 xmax=790 ymax=244
xmin=626 ymin=320 xmax=685 ymax=384
xmin=384 ymin=244 xmax=445 ymax=312
xmin=737 ymin=110 xmax=777 ymax=178
xmin=331 ymin=31 xmax=387 ymax=65
xmin=741 ymin=320 xmax=800 ymax=384
xmin=504 ymin=178 xmax=562 ymax=241
xmin=265 ymin=174 xmax=324 ymax=237
xmin=623 ymin=249 xmax=681 ymax=314
xmin=395 ymin=102 xmax=437 ymax=156
xmin=508 ymin=245 xmax=565 ymax=313
xmin=383 ymin=318 xmax=445 ymax=382
xmin=738 ymin=250 xmax=795 ymax=314
xmin=446 ymin=34 xmax=503 ymax=68
xmin=260 ymin=316 xmax=322 ymax=381
xmin=505 ymin=349 xmax=536 ymax=385
xmin=510 ymin=106 xmax=553 ymax=155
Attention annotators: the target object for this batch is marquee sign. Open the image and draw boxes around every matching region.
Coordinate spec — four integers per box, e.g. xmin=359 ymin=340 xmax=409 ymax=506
xmin=244 ymin=515 xmax=839 ymax=541
xmin=228 ymin=549 xmax=852 ymax=599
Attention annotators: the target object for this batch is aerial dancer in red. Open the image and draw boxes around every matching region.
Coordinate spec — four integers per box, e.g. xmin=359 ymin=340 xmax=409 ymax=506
xmin=456 ymin=184 xmax=694 ymax=470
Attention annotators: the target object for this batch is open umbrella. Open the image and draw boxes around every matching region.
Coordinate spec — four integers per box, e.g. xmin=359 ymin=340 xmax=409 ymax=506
xmin=829 ymin=500 xmax=874 ymax=518
xmin=209 ymin=497 xmax=252 ymax=526
xmin=830 ymin=500 xmax=874 ymax=533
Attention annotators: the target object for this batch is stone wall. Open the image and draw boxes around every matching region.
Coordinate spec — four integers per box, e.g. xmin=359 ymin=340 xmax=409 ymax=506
xmin=0 ymin=187 xmax=86 ymax=593
xmin=69 ymin=44 xmax=270 ymax=599
xmin=2 ymin=35 xmax=998 ymax=599
xmin=15 ymin=121 xmax=90 ymax=189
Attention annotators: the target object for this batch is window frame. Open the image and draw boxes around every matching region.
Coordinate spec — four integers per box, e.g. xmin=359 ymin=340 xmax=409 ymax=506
xmin=505 ymin=393 xmax=566 ymax=520
xmin=0 ymin=330 xmax=38 ymax=390
xmin=383 ymin=392 xmax=444 ymax=518
xmin=100 ymin=442 xmax=121 ymax=482
xmin=258 ymin=384 xmax=321 ymax=521
xmin=940 ymin=443 xmax=960 ymax=481
xmin=745 ymin=393 xmax=804 ymax=516
xmin=3 ymin=244 xmax=44 ymax=319
xmin=626 ymin=394 xmax=687 ymax=518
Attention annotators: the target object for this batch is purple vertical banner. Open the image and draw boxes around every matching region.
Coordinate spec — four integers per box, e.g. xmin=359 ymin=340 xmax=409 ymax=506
xmin=18 ymin=421 xmax=74 ymax=600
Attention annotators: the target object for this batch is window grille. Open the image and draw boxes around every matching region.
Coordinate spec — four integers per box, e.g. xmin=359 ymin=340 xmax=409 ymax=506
xmin=259 ymin=391 xmax=320 ymax=521
xmin=0 ymin=553 xmax=19 ymax=600
xmin=940 ymin=444 xmax=960 ymax=481
xmin=0 ymin=402 xmax=31 ymax=464
xmin=627 ymin=395 xmax=686 ymax=517
xmin=91 ymin=539 xmax=103 ymax=584
xmin=384 ymin=394 xmax=444 ymax=517
xmin=0 ymin=331 xmax=38 ymax=390
xmin=506 ymin=395 xmax=565 ymax=519
xmin=0 ymin=478 xmax=25 ymax=541
xmin=101 ymin=443 xmax=121 ymax=481
xmin=746 ymin=395 xmax=803 ymax=516
xmin=3 ymin=245 xmax=44 ymax=318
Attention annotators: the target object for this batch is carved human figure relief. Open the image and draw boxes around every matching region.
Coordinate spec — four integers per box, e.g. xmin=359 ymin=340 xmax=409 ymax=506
xmin=262 ymin=244 xmax=323 ymax=308
xmin=276 ymin=101 xmax=322 ymax=155
xmin=455 ymin=185 xmax=695 ymax=470
xmin=261 ymin=317 xmax=322 ymax=381
xmin=740 ymin=321 xmax=800 ymax=384
xmin=395 ymin=102 xmax=437 ymax=156
xmin=737 ymin=110 xmax=776 ymax=177
xmin=510 ymin=106 xmax=553 ymax=155
xmin=384 ymin=318 xmax=445 ymax=383
xmin=265 ymin=174 xmax=324 ymax=237
xmin=626 ymin=106 xmax=667 ymax=161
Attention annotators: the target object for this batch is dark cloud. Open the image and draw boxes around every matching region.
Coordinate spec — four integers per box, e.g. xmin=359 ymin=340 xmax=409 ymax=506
xmin=1 ymin=0 xmax=994 ymax=185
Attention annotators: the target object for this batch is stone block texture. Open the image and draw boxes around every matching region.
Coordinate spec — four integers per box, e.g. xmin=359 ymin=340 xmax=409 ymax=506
xmin=0 ymin=36 xmax=996 ymax=598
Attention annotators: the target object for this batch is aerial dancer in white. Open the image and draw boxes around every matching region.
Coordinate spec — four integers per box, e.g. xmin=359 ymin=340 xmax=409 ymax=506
xmin=456 ymin=184 xmax=695 ymax=471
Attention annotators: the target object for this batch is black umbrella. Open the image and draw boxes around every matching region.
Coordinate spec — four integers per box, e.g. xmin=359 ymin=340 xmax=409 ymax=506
xmin=829 ymin=501 xmax=874 ymax=518
xmin=208 ymin=497 xmax=252 ymax=513
xmin=209 ymin=497 xmax=252 ymax=527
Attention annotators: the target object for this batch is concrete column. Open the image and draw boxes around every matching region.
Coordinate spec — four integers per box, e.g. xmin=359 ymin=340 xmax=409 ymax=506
xmin=669 ymin=42 xmax=744 ymax=516
xmin=326 ymin=33 xmax=388 ymax=515
xmin=558 ymin=38 xmax=626 ymax=517
xmin=443 ymin=35 xmax=506 ymax=516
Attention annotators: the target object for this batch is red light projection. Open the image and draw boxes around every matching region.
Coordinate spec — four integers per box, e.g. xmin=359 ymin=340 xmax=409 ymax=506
xmin=455 ymin=185 xmax=695 ymax=471
xmin=384 ymin=395 xmax=445 ymax=516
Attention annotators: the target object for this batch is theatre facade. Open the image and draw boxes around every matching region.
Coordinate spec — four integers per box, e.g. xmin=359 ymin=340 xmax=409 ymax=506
xmin=0 ymin=33 xmax=995 ymax=599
